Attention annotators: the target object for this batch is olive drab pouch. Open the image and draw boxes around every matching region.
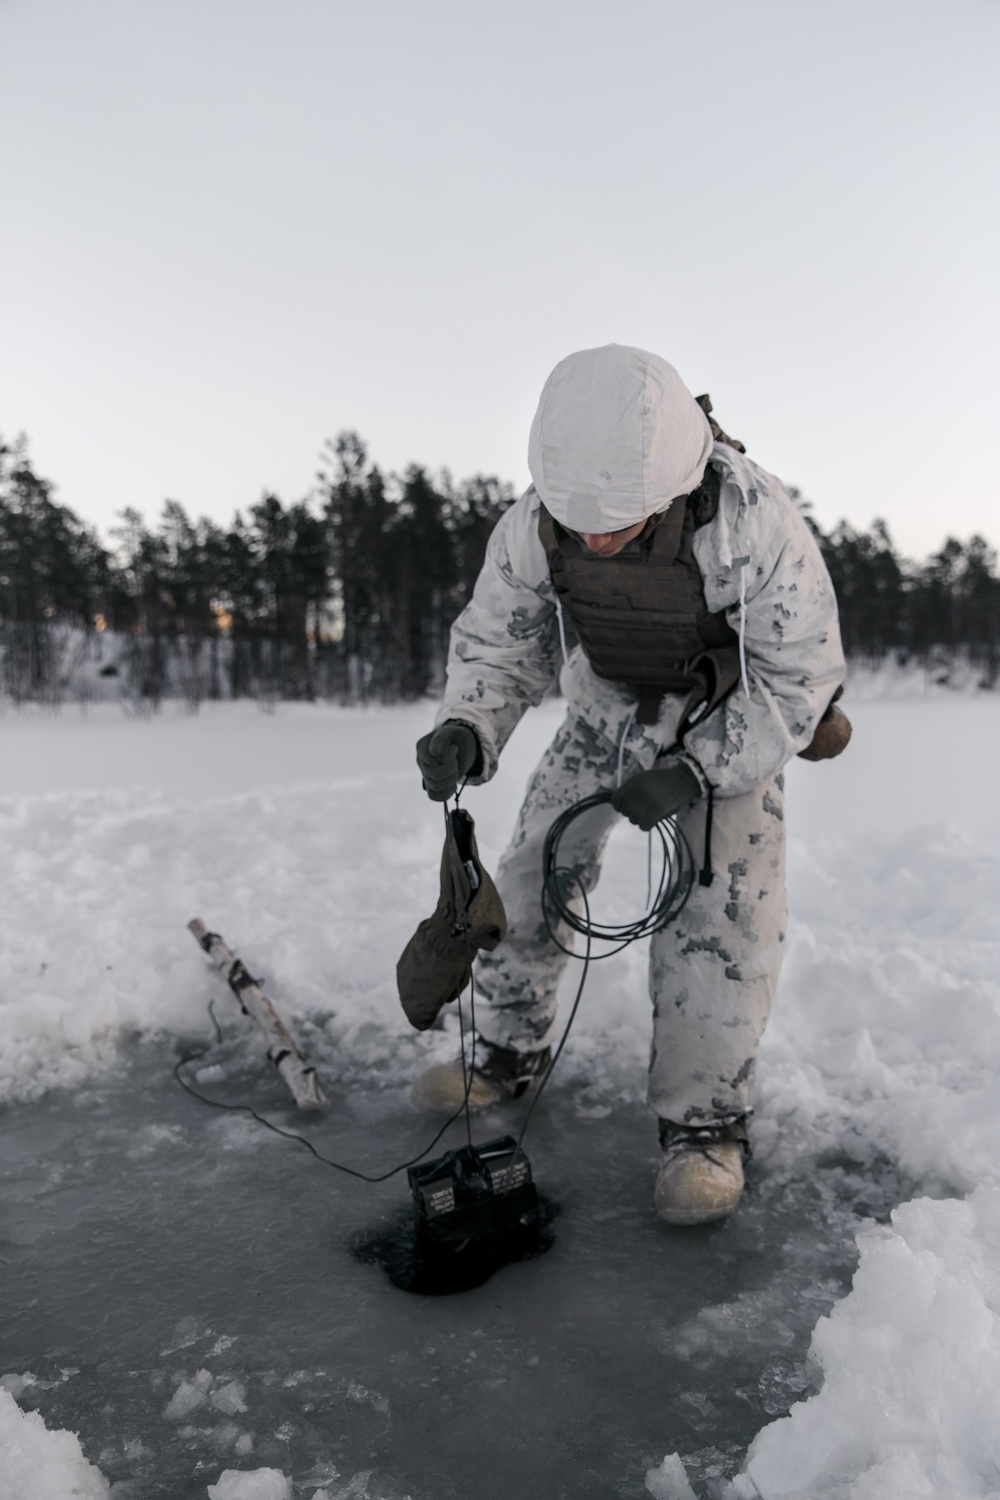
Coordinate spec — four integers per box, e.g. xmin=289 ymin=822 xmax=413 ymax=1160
xmin=797 ymin=684 xmax=853 ymax=761
xmin=397 ymin=808 xmax=507 ymax=1032
xmin=674 ymin=647 xmax=744 ymax=745
xmin=676 ymin=665 xmax=852 ymax=763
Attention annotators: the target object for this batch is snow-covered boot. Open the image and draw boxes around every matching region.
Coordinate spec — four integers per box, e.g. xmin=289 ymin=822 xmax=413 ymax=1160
xmin=654 ymin=1118 xmax=749 ymax=1226
xmin=411 ymin=1038 xmax=551 ymax=1114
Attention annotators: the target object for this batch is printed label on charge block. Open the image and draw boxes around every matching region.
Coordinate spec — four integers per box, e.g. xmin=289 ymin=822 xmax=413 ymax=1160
xmin=422 ymin=1185 xmax=456 ymax=1216
xmin=488 ymin=1160 xmax=529 ymax=1194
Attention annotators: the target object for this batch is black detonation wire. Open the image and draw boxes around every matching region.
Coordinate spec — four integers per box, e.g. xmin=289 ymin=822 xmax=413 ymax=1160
xmin=541 ymin=790 xmax=695 ymax=957
xmin=174 ymin=879 xmax=484 ymax=1185
xmin=174 ymin=1036 xmax=477 ymax=1183
xmin=448 ymin=785 xmax=477 ymax=1151
xmin=174 ymin=1025 xmax=478 ymax=1184
xmin=174 ymin=778 xmax=485 ymax=1184
xmin=514 ymin=876 xmax=594 ymax=1150
xmin=512 ymin=790 xmax=696 ymax=1149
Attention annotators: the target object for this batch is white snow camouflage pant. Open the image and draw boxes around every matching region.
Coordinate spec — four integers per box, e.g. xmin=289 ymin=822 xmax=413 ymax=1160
xmin=473 ymin=710 xmax=787 ymax=1125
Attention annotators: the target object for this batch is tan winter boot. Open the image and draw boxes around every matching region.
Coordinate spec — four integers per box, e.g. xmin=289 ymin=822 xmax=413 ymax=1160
xmin=654 ymin=1119 xmax=749 ymax=1226
xmin=411 ymin=1038 xmax=550 ymax=1114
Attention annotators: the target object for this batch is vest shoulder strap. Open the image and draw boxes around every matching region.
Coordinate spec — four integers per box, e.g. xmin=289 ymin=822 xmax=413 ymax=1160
xmin=537 ymin=501 xmax=559 ymax=557
xmin=688 ymin=463 xmax=722 ymax=530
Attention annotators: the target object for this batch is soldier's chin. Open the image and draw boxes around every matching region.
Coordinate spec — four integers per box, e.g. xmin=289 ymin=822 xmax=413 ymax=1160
xmin=585 ymin=533 xmax=641 ymax=556
xmin=569 ymin=522 xmax=647 ymax=555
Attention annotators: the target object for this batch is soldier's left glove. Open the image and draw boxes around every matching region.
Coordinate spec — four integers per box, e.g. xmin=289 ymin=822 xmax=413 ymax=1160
xmin=610 ymin=758 xmax=702 ymax=831
xmin=415 ymin=722 xmax=482 ymax=802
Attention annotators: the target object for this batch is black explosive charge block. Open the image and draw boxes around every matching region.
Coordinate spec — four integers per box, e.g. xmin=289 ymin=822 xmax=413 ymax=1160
xmin=402 ymin=1135 xmax=549 ymax=1291
xmin=408 ymin=1135 xmax=538 ymax=1252
xmin=355 ymin=1137 xmax=552 ymax=1295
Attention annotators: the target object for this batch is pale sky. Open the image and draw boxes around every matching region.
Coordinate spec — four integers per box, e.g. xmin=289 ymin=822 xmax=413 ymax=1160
xmin=2 ymin=0 xmax=997 ymax=558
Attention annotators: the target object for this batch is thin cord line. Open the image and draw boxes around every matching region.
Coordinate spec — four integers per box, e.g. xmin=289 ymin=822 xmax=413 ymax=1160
xmin=512 ymin=797 xmax=694 ymax=1150
xmin=446 ymin=787 xmax=480 ymax=1151
xmin=173 ymin=1035 xmax=475 ymax=1183
xmin=447 ymin=798 xmax=477 ymax=1151
xmin=541 ymin=791 xmax=694 ymax=955
xmin=175 ymin=855 xmax=481 ymax=1186
xmin=515 ymin=877 xmax=593 ymax=1150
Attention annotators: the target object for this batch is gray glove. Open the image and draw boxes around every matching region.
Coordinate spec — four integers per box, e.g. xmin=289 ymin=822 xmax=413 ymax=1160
xmin=610 ymin=757 xmax=702 ymax=831
xmin=415 ymin=723 xmax=481 ymax=802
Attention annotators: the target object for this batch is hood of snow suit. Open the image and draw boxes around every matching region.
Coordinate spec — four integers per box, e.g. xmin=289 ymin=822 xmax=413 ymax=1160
xmin=527 ymin=344 xmax=714 ymax=533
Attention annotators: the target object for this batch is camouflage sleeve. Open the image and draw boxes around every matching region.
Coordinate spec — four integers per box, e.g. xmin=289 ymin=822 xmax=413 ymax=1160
xmin=684 ymin=475 xmax=846 ymax=798
xmin=435 ymin=489 xmax=560 ymax=781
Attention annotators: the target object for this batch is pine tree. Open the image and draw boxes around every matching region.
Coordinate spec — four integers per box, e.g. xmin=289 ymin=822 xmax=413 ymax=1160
xmin=0 ymin=435 xmax=109 ymax=701
xmin=815 ymin=518 xmax=906 ymax=664
xmin=110 ymin=508 xmax=174 ymax=708
xmin=319 ymin=433 xmax=395 ymax=701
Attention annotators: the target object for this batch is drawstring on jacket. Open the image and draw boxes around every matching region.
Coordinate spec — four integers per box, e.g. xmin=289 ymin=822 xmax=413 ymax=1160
xmin=554 ymin=595 xmax=570 ymax=665
xmin=615 ymin=704 xmax=639 ymax=788
xmin=737 ymin=559 xmax=750 ymax=697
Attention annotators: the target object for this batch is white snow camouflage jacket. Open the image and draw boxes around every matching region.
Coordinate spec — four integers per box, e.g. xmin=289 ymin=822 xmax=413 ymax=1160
xmin=435 ymin=443 xmax=846 ymax=801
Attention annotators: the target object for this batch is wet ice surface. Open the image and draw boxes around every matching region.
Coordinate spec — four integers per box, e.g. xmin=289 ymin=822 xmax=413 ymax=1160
xmin=0 ymin=1033 xmax=901 ymax=1500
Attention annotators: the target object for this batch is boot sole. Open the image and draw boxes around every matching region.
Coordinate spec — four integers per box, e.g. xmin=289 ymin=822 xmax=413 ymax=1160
xmin=655 ymin=1202 xmax=739 ymax=1227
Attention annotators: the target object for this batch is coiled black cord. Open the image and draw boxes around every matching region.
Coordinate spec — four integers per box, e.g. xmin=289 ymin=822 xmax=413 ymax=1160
xmin=541 ymin=790 xmax=696 ymax=958
xmin=512 ymin=795 xmax=696 ymax=1143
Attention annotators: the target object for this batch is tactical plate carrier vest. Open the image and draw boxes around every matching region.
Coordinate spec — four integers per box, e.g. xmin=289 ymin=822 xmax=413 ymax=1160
xmin=537 ymin=464 xmax=741 ymax=727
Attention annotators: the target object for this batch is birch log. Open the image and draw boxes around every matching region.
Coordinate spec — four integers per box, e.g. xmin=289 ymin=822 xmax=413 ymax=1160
xmin=188 ymin=919 xmax=329 ymax=1112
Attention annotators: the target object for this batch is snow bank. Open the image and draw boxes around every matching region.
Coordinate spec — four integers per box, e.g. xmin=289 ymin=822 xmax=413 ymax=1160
xmin=757 ymin=823 xmax=1000 ymax=1197
xmin=0 ymin=1387 xmax=110 ymax=1499
xmin=731 ymin=1189 xmax=1000 ymax=1498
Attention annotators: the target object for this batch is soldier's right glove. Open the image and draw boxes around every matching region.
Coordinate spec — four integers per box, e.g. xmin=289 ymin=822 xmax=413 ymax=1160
xmin=610 ymin=757 xmax=702 ymax=831
xmin=415 ymin=722 xmax=481 ymax=802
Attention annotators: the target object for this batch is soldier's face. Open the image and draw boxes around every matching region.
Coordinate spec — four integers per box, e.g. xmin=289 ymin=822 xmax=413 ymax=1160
xmin=578 ymin=518 xmax=648 ymax=556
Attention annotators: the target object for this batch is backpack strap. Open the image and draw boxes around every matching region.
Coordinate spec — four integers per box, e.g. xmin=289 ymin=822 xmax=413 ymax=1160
xmin=695 ymin=394 xmax=746 ymax=455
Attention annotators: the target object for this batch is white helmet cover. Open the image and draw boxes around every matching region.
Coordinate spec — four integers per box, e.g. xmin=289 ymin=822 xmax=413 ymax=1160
xmin=527 ymin=344 xmax=713 ymax=532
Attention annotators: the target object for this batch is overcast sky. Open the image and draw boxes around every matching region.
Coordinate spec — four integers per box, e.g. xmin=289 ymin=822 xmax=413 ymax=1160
xmin=2 ymin=0 xmax=997 ymax=557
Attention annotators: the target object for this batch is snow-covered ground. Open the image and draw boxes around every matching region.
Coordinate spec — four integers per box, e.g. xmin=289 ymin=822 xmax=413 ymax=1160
xmin=2 ymin=694 xmax=1000 ymax=1498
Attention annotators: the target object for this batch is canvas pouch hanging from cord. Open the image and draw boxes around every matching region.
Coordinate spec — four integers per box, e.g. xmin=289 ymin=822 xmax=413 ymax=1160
xmin=397 ymin=808 xmax=507 ymax=1031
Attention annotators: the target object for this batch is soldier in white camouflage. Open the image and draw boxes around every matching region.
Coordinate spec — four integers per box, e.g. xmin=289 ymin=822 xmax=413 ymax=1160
xmin=413 ymin=344 xmax=847 ymax=1225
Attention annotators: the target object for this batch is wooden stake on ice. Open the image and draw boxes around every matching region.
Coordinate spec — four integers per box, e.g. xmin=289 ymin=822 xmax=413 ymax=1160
xmin=188 ymin=919 xmax=329 ymax=1112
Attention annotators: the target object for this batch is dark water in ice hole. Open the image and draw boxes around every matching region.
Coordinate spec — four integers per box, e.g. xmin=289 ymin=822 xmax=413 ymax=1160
xmin=0 ymin=1034 xmax=902 ymax=1500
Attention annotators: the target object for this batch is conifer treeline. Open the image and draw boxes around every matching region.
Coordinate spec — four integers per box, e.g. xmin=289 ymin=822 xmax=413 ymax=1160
xmin=1 ymin=430 xmax=998 ymax=706
xmin=0 ymin=432 xmax=512 ymax=705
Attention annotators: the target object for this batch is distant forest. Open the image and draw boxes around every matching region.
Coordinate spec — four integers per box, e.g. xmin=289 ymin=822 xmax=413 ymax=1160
xmin=1 ymin=430 xmax=998 ymax=707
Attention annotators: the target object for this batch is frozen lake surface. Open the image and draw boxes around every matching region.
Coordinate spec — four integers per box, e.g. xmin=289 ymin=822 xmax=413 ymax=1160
xmin=1 ymin=1033 xmax=897 ymax=1499
xmin=2 ymin=693 xmax=1000 ymax=1498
